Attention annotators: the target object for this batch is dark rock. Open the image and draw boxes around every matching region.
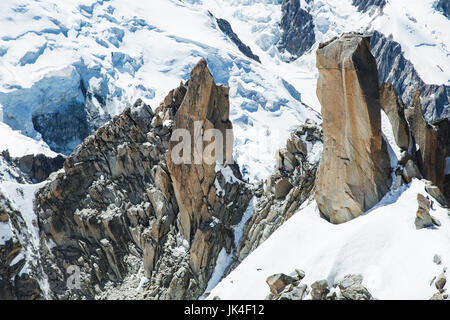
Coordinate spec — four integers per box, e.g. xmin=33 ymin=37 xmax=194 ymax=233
xmin=13 ymin=153 xmax=65 ymax=182
xmin=216 ymin=18 xmax=260 ymax=63
xmin=352 ymin=0 xmax=386 ymax=12
xmin=278 ymin=0 xmax=315 ymax=59
xmin=434 ymin=0 xmax=450 ymax=19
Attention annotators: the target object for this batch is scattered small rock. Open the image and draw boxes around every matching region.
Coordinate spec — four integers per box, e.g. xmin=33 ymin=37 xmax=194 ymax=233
xmin=433 ymin=254 xmax=442 ymax=265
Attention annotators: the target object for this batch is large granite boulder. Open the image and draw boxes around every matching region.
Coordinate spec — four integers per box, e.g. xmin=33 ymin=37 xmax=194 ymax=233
xmin=315 ymin=33 xmax=392 ymax=224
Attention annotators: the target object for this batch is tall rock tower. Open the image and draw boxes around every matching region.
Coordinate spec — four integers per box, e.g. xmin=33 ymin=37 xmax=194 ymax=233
xmin=315 ymin=33 xmax=392 ymax=224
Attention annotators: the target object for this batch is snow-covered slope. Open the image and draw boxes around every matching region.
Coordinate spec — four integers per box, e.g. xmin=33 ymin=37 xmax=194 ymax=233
xmin=208 ymin=179 xmax=450 ymax=300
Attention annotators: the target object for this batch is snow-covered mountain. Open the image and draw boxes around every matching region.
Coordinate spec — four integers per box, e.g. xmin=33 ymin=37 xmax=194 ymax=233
xmin=0 ymin=0 xmax=449 ymax=300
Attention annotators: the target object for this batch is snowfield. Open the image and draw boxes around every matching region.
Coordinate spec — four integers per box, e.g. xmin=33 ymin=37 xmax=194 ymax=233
xmin=208 ymin=179 xmax=450 ymax=300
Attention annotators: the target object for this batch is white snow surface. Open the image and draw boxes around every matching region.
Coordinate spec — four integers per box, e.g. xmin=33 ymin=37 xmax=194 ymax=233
xmin=209 ymin=179 xmax=450 ymax=300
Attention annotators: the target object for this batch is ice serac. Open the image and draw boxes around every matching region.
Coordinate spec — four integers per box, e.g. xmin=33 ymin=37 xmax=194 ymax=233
xmin=315 ymin=33 xmax=391 ymax=224
xmin=405 ymin=92 xmax=446 ymax=190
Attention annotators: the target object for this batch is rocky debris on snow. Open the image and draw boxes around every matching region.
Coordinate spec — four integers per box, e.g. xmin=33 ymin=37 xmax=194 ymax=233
xmin=338 ymin=274 xmax=373 ymax=300
xmin=266 ymin=270 xmax=373 ymax=300
xmin=415 ymin=194 xmax=441 ymax=229
xmin=33 ymin=59 xmax=251 ymax=300
xmin=430 ymin=267 xmax=448 ymax=300
xmin=216 ymin=18 xmax=260 ymax=63
xmin=315 ymin=32 xmax=391 ymax=224
xmin=435 ymin=270 xmax=447 ymax=291
xmin=278 ymin=0 xmax=315 ymax=59
xmin=405 ymin=92 xmax=446 ymax=190
xmin=226 ymin=120 xmax=322 ymax=272
xmin=266 ymin=272 xmax=299 ymax=295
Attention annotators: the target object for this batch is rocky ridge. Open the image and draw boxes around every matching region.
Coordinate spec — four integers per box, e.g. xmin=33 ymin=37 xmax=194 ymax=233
xmin=33 ymin=59 xmax=251 ymax=299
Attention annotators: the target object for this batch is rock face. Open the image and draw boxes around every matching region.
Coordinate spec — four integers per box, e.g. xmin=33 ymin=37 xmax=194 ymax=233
xmin=279 ymin=0 xmax=315 ymax=59
xmin=216 ymin=18 xmax=260 ymax=63
xmin=34 ymin=59 xmax=251 ymax=299
xmin=379 ymin=82 xmax=410 ymax=150
xmin=12 ymin=154 xmax=65 ymax=183
xmin=405 ymin=92 xmax=446 ymax=190
xmin=315 ymin=33 xmax=392 ymax=224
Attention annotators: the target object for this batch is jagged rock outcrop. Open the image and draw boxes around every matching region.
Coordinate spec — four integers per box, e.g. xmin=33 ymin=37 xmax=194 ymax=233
xmin=315 ymin=33 xmax=392 ymax=224
xmin=227 ymin=120 xmax=322 ymax=272
xmin=34 ymin=59 xmax=251 ymax=300
xmin=405 ymin=92 xmax=446 ymax=190
xmin=379 ymin=82 xmax=410 ymax=150
xmin=371 ymin=31 xmax=450 ymax=123
xmin=278 ymin=0 xmax=315 ymax=59
xmin=216 ymin=18 xmax=261 ymax=63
